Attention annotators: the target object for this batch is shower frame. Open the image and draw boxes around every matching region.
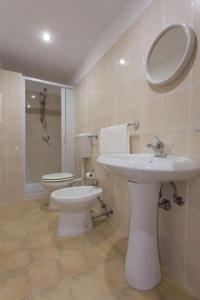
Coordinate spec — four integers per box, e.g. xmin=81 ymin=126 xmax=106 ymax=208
xmin=22 ymin=76 xmax=75 ymax=195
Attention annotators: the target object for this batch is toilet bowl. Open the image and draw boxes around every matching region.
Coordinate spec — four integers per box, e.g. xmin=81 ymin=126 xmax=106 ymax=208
xmin=51 ymin=186 xmax=103 ymax=236
xmin=41 ymin=172 xmax=75 ymax=209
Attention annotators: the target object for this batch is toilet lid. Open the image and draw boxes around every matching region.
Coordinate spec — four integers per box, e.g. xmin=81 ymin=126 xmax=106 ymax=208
xmin=41 ymin=173 xmax=74 ymax=182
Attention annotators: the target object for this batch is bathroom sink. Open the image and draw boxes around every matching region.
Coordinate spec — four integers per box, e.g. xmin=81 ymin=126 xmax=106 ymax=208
xmin=97 ymin=154 xmax=200 ymax=183
xmin=97 ymin=153 xmax=200 ymax=291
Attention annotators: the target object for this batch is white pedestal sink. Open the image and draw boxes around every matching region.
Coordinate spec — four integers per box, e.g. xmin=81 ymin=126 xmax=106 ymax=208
xmin=97 ymin=154 xmax=200 ymax=290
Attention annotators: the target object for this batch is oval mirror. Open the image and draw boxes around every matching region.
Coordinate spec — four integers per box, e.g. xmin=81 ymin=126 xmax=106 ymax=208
xmin=146 ymin=24 xmax=196 ymax=86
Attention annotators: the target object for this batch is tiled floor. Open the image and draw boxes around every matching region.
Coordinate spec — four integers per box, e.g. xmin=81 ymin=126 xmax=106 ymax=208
xmin=0 ymin=199 xmax=198 ymax=300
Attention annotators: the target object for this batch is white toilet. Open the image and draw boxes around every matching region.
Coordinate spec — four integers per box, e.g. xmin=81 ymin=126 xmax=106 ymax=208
xmin=51 ymin=186 xmax=102 ymax=236
xmin=41 ymin=173 xmax=75 ymax=192
xmin=41 ymin=173 xmax=75 ymax=209
xmin=41 ymin=133 xmax=94 ymax=210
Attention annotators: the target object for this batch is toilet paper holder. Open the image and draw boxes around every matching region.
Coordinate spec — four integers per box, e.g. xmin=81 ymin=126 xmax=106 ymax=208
xmin=85 ymin=172 xmax=95 ymax=179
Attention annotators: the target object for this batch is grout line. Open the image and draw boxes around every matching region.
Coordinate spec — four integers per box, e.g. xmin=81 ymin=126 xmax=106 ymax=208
xmin=184 ymin=180 xmax=189 ymax=288
xmin=183 ymin=27 xmax=194 ymax=287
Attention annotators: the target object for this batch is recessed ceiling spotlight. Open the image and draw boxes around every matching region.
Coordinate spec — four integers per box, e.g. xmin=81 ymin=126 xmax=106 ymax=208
xmin=119 ymin=58 xmax=126 ymax=65
xmin=27 ymin=104 xmax=31 ymax=109
xmin=31 ymin=95 xmax=36 ymax=99
xmin=42 ymin=32 xmax=51 ymax=42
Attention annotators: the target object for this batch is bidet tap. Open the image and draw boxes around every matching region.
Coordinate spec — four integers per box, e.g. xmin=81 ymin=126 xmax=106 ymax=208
xmin=147 ymin=136 xmax=166 ymax=158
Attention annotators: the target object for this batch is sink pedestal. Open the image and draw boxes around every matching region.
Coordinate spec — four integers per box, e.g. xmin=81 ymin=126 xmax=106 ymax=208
xmin=97 ymin=153 xmax=200 ymax=290
xmin=125 ymin=182 xmax=161 ymax=290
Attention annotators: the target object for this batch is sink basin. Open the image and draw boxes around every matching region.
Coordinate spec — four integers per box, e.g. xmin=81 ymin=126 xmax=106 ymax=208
xmin=97 ymin=154 xmax=200 ymax=183
xmin=97 ymin=153 xmax=200 ymax=291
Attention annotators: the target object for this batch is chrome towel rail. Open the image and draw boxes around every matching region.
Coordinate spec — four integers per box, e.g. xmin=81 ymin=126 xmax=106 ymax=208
xmin=128 ymin=121 xmax=140 ymax=130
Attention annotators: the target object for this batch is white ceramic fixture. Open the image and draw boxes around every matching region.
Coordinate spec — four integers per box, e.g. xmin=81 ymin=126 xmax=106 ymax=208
xmin=41 ymin=133 xmax=93 ymax=210
xmin=41 ymin=172 xmax=75 ymax=210
xmin=97 ymin=154 xmax=200 ymax=290
xmin=51 ymin=186 xmax=102 ymax=236
xmin=146 ymin=23 xmax=196 ymax=86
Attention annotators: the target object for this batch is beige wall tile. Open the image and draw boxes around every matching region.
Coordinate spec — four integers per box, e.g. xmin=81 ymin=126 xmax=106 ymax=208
xmin=163 ymin=128 xmax=189 ymax=156
xmin=0 ymin=70 xmax=23 ymax=204
xmin=185 ymin=248 xmax=200 ymax=297
xmin=143 ymin=0 xmax=164 ymax=51
xmin=164 ymin=0 xmax=193 ymax=26
xmin=74 ymin=1 xmax=200 ymax=296
xmin=163 ymin=88 xmax=189 ymax=129
xmin=188 ymin=178 xmax=200 ymax=211
xmin=159 ymin=234 xmax=185 ymax=283
xmin=143 ymin=99 xmax=162 ymax=131
xmin=189 ymin=129 xmax=200 ymax=161
xmin=190 ymin=83 xmax=200 ymax=127
xmin=187 ymin=209 xmax=200 ymax=254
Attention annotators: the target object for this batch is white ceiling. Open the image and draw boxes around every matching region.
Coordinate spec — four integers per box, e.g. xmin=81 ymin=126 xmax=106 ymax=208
xmin=0 ymin=0 xmax=125 ymax=84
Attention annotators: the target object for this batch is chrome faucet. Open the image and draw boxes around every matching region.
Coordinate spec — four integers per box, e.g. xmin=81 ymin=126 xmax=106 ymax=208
xmin=147 ymin=136 xmax=166 ymax=158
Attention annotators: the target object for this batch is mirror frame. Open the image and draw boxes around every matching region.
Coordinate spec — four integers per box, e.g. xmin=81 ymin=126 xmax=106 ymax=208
xmin=145 ymin=23 xmax=196 ymax=87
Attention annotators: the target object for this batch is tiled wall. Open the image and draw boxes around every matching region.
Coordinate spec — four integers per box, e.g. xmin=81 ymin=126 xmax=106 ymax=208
xmin=0 ymin=70 xmax=23 ymax=205
xmin=75 ymin=0 xmax=200 ymax=297
xmin=26 ymin=90 xmax=61 ymax=183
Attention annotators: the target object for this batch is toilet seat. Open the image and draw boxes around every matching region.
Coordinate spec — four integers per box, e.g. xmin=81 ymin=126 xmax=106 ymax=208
xmin=41 ymin=173 xmax=74 ymax=182
xmin=41 ymin=172 xmax=76 ymax=201
xmin=52 ymin=186 xmax=102 ymax=205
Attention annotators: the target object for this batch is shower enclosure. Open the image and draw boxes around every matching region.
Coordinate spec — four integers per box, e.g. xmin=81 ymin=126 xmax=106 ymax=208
xmin=22 ymin=77 xmax=75 ymax=194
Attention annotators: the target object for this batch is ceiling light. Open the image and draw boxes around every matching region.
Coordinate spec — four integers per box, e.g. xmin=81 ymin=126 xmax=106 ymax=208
xmin=119 ymin=58 xmax=126 ymax=65
xmin=42 ymin=32 xmax=51 ymax=42
xmin=31 ymin=95 xmax=36 ymax=99
xmin=27 ymin=104 xmax=31 ymax=109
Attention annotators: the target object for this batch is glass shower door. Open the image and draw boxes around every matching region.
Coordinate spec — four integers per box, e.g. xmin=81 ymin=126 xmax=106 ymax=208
xmin=25 ymin=81 xmax=62 ymax=193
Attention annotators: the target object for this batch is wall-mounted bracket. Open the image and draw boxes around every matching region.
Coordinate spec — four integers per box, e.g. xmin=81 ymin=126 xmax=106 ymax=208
xmin=128 ymin=121 xmax=140 ymax=130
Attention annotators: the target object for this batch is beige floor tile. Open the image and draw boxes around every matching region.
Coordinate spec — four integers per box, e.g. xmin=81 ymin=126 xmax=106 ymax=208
xmin=0 ymin=229 xmax=27 ymax=255
xmin=47 ymin=217 xmax=59 ymax=236
xmin=0 ymin=202 xmax=197 ymax=300
xmin=3 ymin=220 xmax=28 ymax=233
xmin=26 ymin=228 xmax=52 ymax=249
xmin=32 ymin=281 xmax=74 ymax=300
xmin=118 ymin=288 xmax=144 ymax=300
xmin=0 ymin=272 xmax=29 ymax=300
xmin=156 ymin=281 xmax=198 ymax=300
xmin=26 ymin=218 xmax=49 ymax=232
xmin=59 ymin=249 xmax=93 ymax=278
xmin=53 ymin=235 xmax=86 ymax=253
xmin=83 ymin=222 xmax=120 ymax=248
xmin=28 ymin=261 xmax=60 ymax=292
xmin=94 ymin=221 xmax=118 ymax=239
xmin=118 ymin=281 xmax=198 ymax=300
xmin=0 ymin=205 xmax=27 ymax=220
xmin=112 ymin=237 xmax=128 ymax=257
xmin=0 ymin=250 xmax=30 ymax=279
xmin=83 ymin=229 xmax=107 ymax=246
xmin=84 ymin=242 xmax=118 ymax=268
xmin=71 ymin=270 xmax=115 ymax=300
xmin=29 ymin=244 xmax=58 ymax=265
xmin=98 ymin=256 xmax=127 ymax=293
xmin=20 ymin=199 xmax=43 ymax=209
